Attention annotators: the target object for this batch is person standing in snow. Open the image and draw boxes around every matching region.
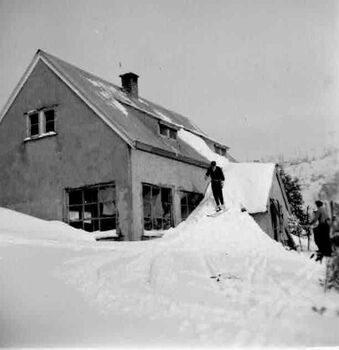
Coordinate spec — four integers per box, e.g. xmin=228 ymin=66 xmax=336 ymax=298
xmin=309 ymin=200 xmax=332 ymax=261
xmin=205 ymin=161 xmax=225 ymax=212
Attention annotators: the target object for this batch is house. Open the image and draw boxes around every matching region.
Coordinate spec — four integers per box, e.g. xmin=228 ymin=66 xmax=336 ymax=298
xmin=0 ymin=49 xmax=291 ymax=244
xmin=0 ymin=50 xmax=234 ymax=241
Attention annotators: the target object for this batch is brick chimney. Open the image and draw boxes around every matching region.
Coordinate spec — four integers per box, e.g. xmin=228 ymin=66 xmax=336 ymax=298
xmin=119 ymin=72 xmax=139 ymax=97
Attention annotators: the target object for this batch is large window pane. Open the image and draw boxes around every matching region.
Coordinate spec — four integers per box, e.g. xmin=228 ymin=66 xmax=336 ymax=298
xmin=142 ymin=185 xmax=151 ymax=201
xmin=84 ymin=203 xmax=98 ymax=219
xmin=66 ymin=183 xmax=116 ymax=233
xmin=143 ymin=184 xmax=173 ymax=231
xmin=98 ymin=187 xmax=116 ymax=216
xmin=84 ymin=188 xmax=97 ymax=204
xmin=161 ymin=187 xmax=172 ymax=203
xmin=69 ymin=190 xmax=82 ymax=205
xmin=68 ymin=205 xmax=82 ymax=221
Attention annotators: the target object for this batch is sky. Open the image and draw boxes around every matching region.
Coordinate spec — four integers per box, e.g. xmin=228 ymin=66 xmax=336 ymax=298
xmin=0 ymin=0 xmax=338 ymax=161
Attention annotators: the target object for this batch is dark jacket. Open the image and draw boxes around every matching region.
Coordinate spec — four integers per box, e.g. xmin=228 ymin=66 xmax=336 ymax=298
xmin=206 ymin=166 xmax=225 ymax=182
xmin=310 ymin=206 xmax=330 ymax=225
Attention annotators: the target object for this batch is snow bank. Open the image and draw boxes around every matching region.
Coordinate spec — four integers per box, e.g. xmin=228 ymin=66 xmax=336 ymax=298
xmin=0 ymin=207 xmax=94 ymax=246
xmin=1 ymin=199 xmax=339 ymax=346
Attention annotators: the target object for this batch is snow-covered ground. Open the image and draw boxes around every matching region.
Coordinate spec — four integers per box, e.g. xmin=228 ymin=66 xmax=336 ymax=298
xmin=1 ymin=199 xmax=339 ymax=347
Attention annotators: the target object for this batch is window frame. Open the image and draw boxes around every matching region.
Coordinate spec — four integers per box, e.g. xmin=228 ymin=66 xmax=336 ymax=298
xmin=24 ymin=106 xmax=57 ymax=141
xmin=158 ymin=122 xmax=178 ymax=140
xmin=65 ymin=181 xmax=118 ymax=233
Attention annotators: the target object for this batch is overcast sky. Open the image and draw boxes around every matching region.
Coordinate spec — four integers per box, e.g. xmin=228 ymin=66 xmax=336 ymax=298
xmin=0 ymin=0 xmax=338 ymax=160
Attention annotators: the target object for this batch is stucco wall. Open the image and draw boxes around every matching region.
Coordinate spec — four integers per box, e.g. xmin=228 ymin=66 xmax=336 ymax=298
xmin=0 ymin=60 xmax=132 ymax=237
xmin=130 ymin=149 xmax=207 ymax=240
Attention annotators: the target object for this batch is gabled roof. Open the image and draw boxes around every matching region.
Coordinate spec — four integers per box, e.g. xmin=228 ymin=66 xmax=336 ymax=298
xmin=1 ymin=50 xmax=229 ymax=167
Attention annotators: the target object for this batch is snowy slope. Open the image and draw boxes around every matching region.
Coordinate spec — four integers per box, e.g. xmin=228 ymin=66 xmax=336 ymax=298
xmin=1 ymin=203 xmax=339 ymax=347
xmin=282 ymin=147 xmax=339 ymax=207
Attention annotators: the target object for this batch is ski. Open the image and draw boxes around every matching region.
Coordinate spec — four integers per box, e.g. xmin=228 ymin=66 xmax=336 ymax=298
xmin=206 ymin=210 xmax=226 ymax=217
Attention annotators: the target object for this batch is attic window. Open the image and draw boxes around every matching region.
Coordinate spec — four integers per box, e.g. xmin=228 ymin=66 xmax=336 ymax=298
xmin=29 ymin=112 xmax=39 ymax=137
xmin=214 ymin=144 xmax=226 ymax=156
xmin=45 ymin=109 xmax=55 ymax=133
xmin=25 ymin=107 xmax=56 ymax=140
xmin=159 ymin=123 xmax=177 ymax=140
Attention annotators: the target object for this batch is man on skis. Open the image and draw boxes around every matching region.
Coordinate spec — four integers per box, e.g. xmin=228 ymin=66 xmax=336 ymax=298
xmin=205 ymin=161 xmax=225 ymax=212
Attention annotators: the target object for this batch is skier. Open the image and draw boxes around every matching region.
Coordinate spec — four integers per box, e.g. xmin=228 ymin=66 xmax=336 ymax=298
xmin=205 ymin=161 xmax=225 ymax=212
xmin=309 ymin=200 xmax=332 ymax=261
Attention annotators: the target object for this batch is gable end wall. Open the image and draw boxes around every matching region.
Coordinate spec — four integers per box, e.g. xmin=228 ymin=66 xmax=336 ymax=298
xmin=0 ymin=60 xmax=133 ymax=238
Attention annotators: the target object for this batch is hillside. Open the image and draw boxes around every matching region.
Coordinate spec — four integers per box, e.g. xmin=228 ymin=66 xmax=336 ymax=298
xmin=274 ymin=147 xmax=339 ymax=209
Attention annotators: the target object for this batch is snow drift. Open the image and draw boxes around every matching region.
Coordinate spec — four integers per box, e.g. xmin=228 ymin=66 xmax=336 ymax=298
xmin=1 ymin=200 xmax=339 ymax=347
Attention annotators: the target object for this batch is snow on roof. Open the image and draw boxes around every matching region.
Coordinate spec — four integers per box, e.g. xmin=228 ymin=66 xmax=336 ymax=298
xmin=178 ymin=129 xmax=228 ymax=166
xmin=178 ymin=129 xmax=275 ymax=213
xmin=153 ymin=109 xmax=173 ymax=124
xmin=225 ymin=162 xmax=275 ymax=213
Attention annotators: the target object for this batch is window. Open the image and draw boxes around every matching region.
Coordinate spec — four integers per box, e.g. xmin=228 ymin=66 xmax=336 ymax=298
xmin=214 ymin=144 xmax=226 ymax=156
xmin=180 ymin=191 xmax=204 ymax=221
xmin=158 ymin=123 xmax=177 ymax=139
xmin=142 ymin=183 xmax=173 ymax=231
xmin=25 ymin=107 xmax=56 ymax=140
xmin=65 ymin=182 xmax=118 ymax=233
xmin=44 ymin=109 xmax=55 ymax=133
xmin=159 ymin=124 xmax=168 ymax=136
xmin=29 ymin=112 xmax=40 ymax=137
